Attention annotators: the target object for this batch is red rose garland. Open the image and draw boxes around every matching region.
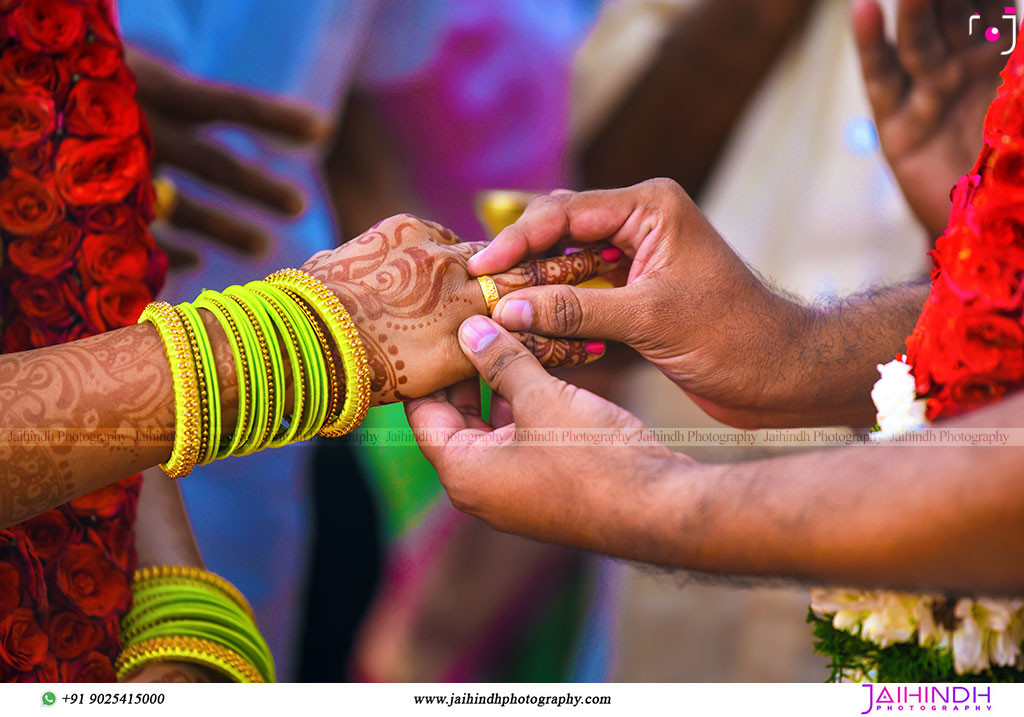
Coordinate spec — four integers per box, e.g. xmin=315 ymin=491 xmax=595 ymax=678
xmin=906 ymin=42 xmax=1024 ymax=420
xmin=0 ymin=0 xmax=165 ymax=682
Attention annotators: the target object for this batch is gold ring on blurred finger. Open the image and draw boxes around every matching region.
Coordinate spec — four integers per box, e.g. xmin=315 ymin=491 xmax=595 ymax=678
xmin=476 ymin=275 xmax=500 ymax=315
xmin=153 ymin=176 xmax=179 ymax=222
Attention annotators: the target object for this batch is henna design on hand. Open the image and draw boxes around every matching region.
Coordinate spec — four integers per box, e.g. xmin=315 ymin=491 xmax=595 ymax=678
xmin=301 ymin=217 xmax=619 ymax=405
xmin=494 ymin=248 xmax=612 ymax=294
xmin=514 ymin=333 xmax=600 ymax=369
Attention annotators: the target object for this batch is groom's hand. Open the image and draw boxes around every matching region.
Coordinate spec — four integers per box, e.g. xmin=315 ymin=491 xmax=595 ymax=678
xmin=468 ymin=179 xmax=825 ymax=428
xmin=406 ymin=315 xmax=680 ymax=550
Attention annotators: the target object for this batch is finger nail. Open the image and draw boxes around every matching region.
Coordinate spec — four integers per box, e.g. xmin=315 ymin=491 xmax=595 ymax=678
xmin=461 ymin=316 xmax=499 ymax=352
xmin=600 ymin=247 xmax=622 ymax=263
xmin=585 ymin=340 xmax=606 ymax=355
xmin=497 ymin=299 xmax=532 ymax=331
xmin=564 ymin=247 xmax=581 ymax=255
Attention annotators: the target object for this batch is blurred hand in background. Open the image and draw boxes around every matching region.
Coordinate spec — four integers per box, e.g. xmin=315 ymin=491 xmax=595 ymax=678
xmin=853 ymin=0 xmax=1007 ymax=239
xmin=126 ymin=49 xmax=329 ymax=266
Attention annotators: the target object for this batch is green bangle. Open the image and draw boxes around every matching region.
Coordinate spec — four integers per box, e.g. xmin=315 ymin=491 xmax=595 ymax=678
xmin=129 ymin=620 xmax=274 ymax=683
xmin=217 ymin=291 xmax=267 ymax=455
xmin=223 ymin=286 xmax=284 ymax=454
xmin=248 ymin=281 xmax=329 ymax=442
xmin=123 ymin=586 xmax=252 ymax=634
xmin=192 ymin=291 xmax=251 ymax=459
xmin=177 ymin=303 xmax=221 ymax=465
xmin=242 ymin=283 xmax=307 ymax=448
xmin=123 ymin=590 xmax=273 ymax=682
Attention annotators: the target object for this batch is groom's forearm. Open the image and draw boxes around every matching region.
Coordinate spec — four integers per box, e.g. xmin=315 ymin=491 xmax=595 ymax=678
xmin=725 ymin=282 xmax=930 ymax=428
xmin=631 ymin=392 xmax=1024 ymax=595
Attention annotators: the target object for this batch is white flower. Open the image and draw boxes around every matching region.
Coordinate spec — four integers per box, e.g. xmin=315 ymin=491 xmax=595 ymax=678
xmin=871 ymin=358 xmax=929 ymax=438
xmin=860 ymin=594 xmax=918 ymax=647
xmin=952 ymin=599 xmax=989 ymax=675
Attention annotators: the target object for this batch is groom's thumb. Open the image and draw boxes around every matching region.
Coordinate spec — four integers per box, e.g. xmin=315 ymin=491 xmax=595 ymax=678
xmin=458 ymin=315 xmax=553 ymax=407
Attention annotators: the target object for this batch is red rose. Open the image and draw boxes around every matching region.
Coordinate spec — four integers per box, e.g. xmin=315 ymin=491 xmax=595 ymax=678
xmin=79 ymin=203 xmax=138 ymax=234
xmin=11 ymin=0 xmax=86 ymax=53
xmin=54 ymin=544 xmax=128 ymax=618
xmin=69 ymin=483 xmax=124 ymax=520
xmin=936 ymin=374 xmax=1007 ymax=417
xmin=22 ymin=509 xmax=76 ymax=561
xmin=8 ymin=222 xmax=81 ymax=279
xmin=60 ymin=650 xmax=116 ymax=682
xmin=1 ymin=316 xmax=65 ymax=352
xmin=87 ymin=519 xmax=132 ymax=571
xmin=0 ymin=45 xmax=68 ymax=97
xmin=9 ymin=276 xmax=74 ymax=326
xmin=8 ymin=137 xmax=54 ymax=174
xmin=984 ymin=90 xmax=1024 ymax=145
xmin=0 ymin=563 xmax=20 ymax=620
xmin=0 ymin=93 xmax=55 ymax=150
xmin=67 ymin=41 xmax=122 ymax=79
xmin=55 ymin=137 xmax=148 ymax=206
xmin=937 ymin=227 xmax=1024 ymax=309
xmin=78 ymin=232 xmax=148 ymax=286
xmin=13 ymin=653 xmax=58 ymax=683
xmin=65 ymin=79 xmax=140 ymax=138
xmin=0 ymin=608 xmax=47 ymax=671
xmin=0 ymin=169 xmax=64 ymax=235
xmin=82 ymin=280 xmax=151 ymax=331
xmin=48 ymin=611 xmax=104 ymax=660
xmin=0 ymin=1 xmax=22 ymax=12
xmin=953 ymin=309 xmax=1024 ymax=379
xmin=143 ymin=240 xmax=168 ymax=295
xmin=82 ymin=1 xmax=119 ymax=45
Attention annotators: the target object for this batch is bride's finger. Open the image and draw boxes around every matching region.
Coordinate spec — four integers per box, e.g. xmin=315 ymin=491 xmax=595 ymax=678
xmin=493 ymin=247 xmax=623 ymax=296
xmin=515 ymin=332 xmax=605 ymax=368
xmin=448 ymin=241 xmax=490 ymax=262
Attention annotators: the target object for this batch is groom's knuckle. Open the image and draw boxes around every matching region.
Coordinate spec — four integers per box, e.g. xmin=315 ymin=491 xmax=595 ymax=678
xmin=482 ymin=348 xmax=530 ymax=386
xmin=550 ymin=288 xmax=582 ymax=334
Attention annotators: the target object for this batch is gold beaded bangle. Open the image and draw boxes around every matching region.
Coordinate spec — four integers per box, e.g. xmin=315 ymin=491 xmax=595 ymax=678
xmin=132 ymin=566 xmax=255 ymax=621
xmin=265 ymin=269 xmax=371 ymax=437
xmin=139 ymin=302 xmax=201 ymax=478
xmin=174 ymin=306 xmax=211 ymax=467
xmin=115 ymin=635 xmax=263 ymax=683
xmin=281 ymin=288 xmax=341 ymax=433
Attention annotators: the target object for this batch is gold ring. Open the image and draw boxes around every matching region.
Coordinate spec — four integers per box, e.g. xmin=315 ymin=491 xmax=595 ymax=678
xmin=153 ymin=176 xmax=179 ymax=221
xmin=476 ymin=275 xmax=500 ymax=314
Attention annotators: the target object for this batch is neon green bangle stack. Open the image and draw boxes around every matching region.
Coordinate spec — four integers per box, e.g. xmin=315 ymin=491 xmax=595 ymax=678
xmin=116 ymin=566 xmax=274 ymax=683
xmin=139 ymin=270 xmax=371 ymax=478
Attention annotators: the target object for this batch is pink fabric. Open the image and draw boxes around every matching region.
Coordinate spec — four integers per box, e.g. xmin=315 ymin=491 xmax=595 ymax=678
xmin=366 ymin=3 xmax=579 ymax=240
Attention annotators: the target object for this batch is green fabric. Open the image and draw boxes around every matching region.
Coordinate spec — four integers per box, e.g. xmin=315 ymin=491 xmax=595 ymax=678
xmin=355 ymin=402 xmax=443 ymax=542
xmin=499 ymin=562 xmax=589 ymax=682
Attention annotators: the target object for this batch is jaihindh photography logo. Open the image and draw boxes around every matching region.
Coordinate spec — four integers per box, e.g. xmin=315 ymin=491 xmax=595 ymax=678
xmin=860 ymin=684 xmax=992 ymax=713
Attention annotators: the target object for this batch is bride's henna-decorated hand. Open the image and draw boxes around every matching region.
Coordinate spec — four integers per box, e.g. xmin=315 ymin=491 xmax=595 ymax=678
xmin=301 ymin=214 xmax=621 ymax=405
xmin=0 ymin=215 xmax=617 ymax=526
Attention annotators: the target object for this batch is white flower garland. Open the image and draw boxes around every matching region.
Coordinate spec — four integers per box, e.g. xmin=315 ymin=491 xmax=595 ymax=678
xmin=810 ymin=360 xmax=1024 ymax=677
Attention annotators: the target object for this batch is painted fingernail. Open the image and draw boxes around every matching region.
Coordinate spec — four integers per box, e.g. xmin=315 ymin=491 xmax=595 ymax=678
xmin=585 ymin=340 xmax=606 ymax=355
xmin=564 ymin=247 xmax=582 ymax=255
xmin=600 ymin=247 xmax=622 ymax=263
xmin=498 ymin=299 xmax=532 ymax=330
xmin=461 ymin=316 xmax=499 ymax=352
